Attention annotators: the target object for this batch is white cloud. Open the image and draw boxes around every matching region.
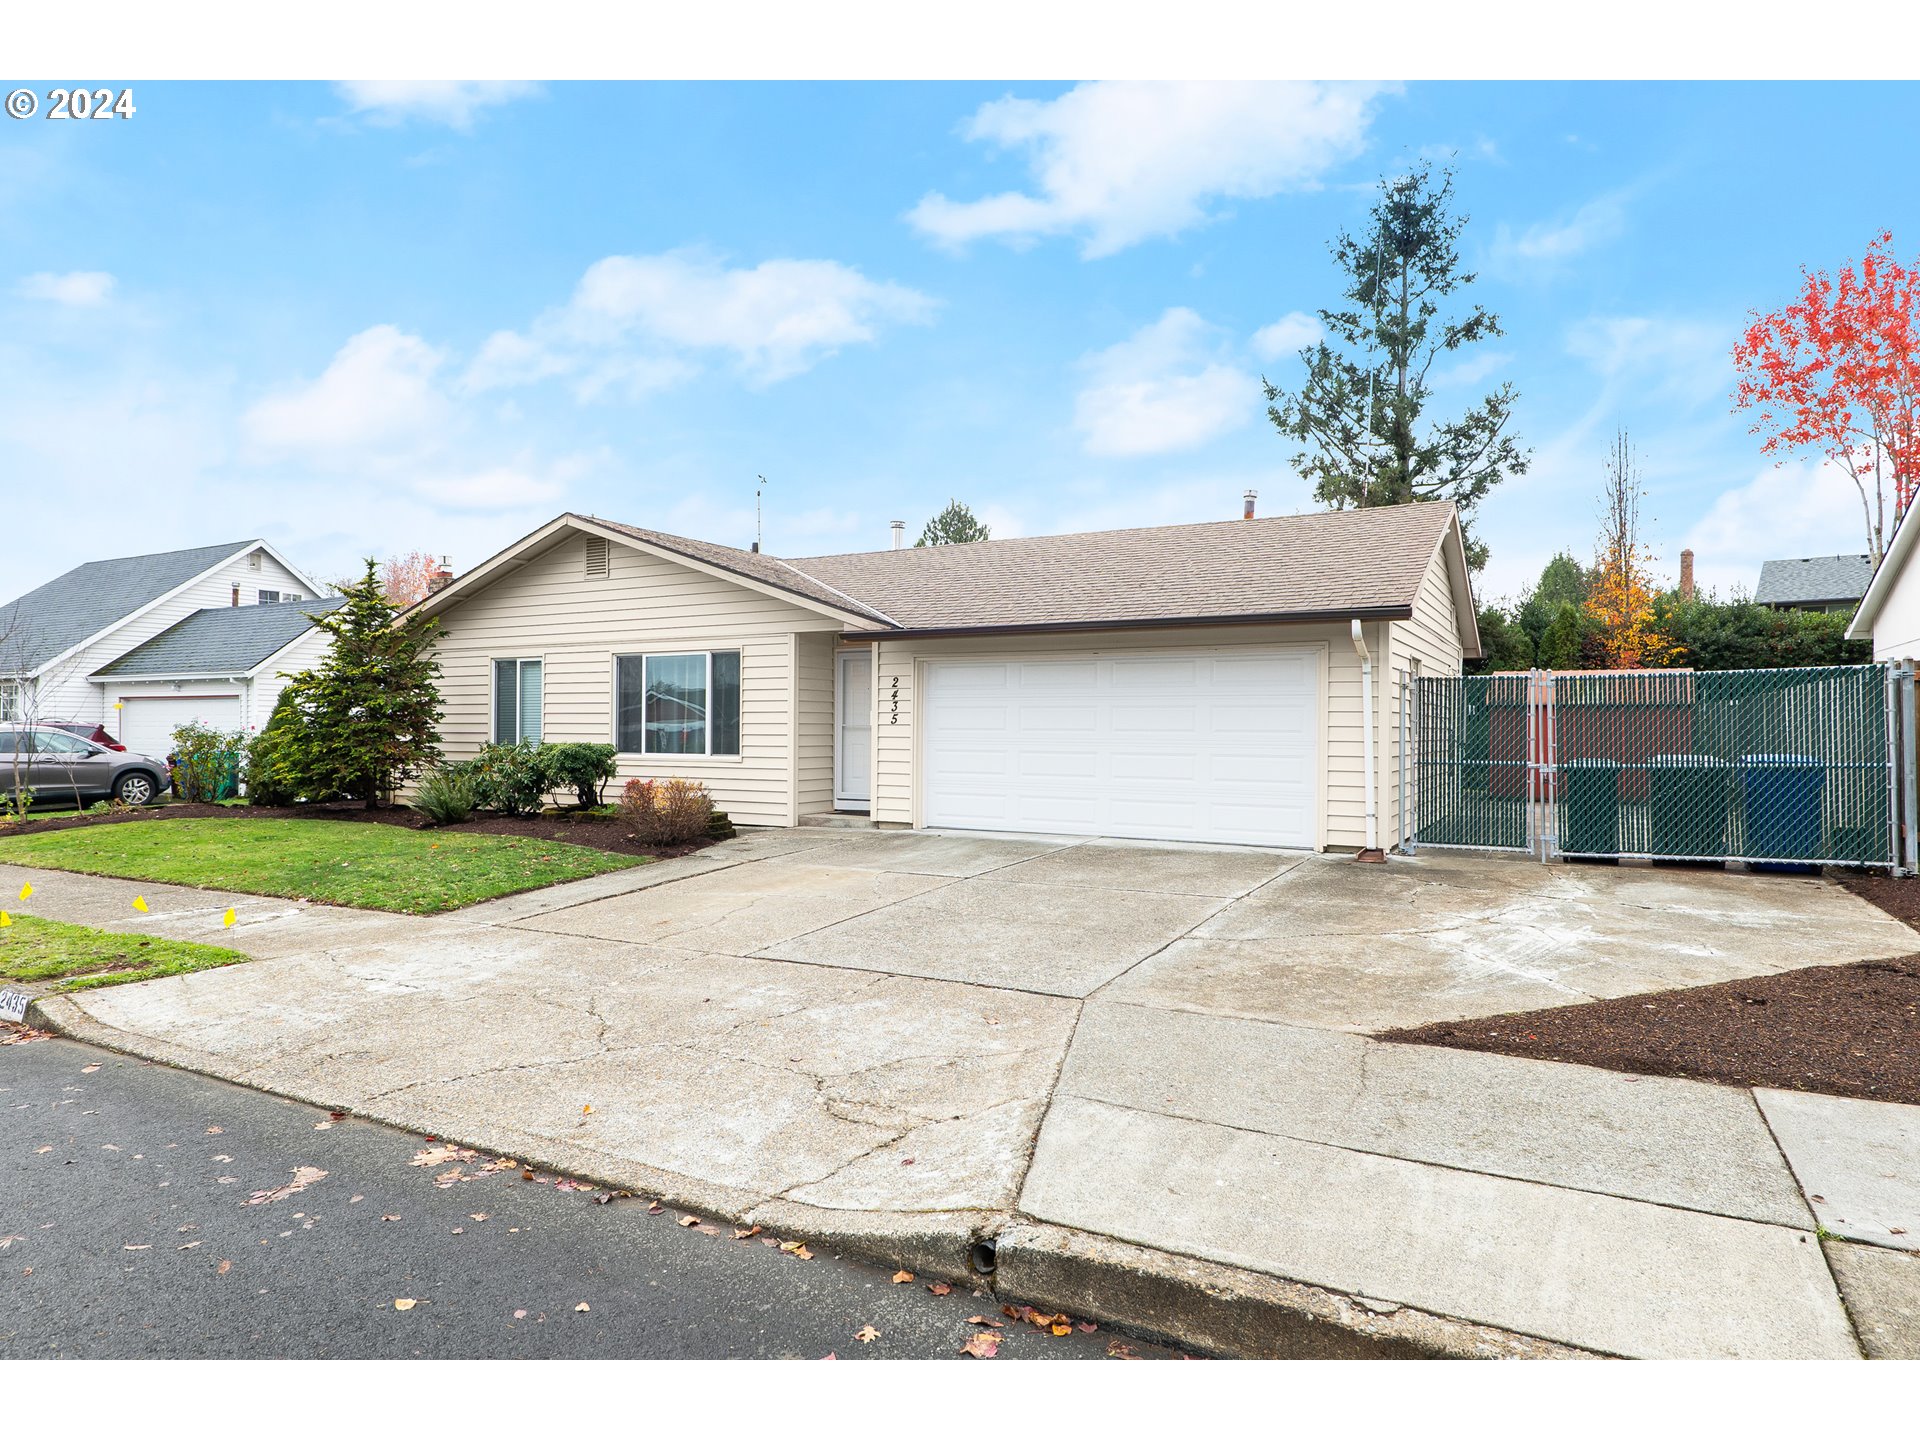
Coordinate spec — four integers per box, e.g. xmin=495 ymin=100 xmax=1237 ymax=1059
xmin=412 ymin=452 xmax=596 ymax=512
xmin=465 ymin=249 xmax=937 ymax=394
xmin=1564 ymin=313 xmax=1731 ymax=407
xmin=1490 ymin=191 xmax=1630 ymax=272
xmin=1682 ymin=461 xmax=1871 ymax=598
xmin=1073 ymin=308 xmax=1256 ymax=458
xmin=16 ymin=270 xmax=115 ymax=306
xmin=1250 ymin=311 xmax=1323 ymax=362
xmin=334 ymin=81 xmax=539 ymax=130
xmin=909 ymin=81 xmax=1393 ymax=258
xmin=1429 ymin=349 xmax=1513 ymax=391
xmin=243 ymin=325 xmax=448 ymax=459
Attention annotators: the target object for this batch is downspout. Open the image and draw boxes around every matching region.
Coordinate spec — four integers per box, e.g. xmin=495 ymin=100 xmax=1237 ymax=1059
xmin=1350 ymin=620 xmax=1386 ymax=863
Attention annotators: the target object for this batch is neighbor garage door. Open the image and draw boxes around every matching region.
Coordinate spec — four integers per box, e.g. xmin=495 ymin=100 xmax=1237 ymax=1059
xmin=118 ymin=695 xmax=242 ymax=760
xmin=920 ymin=647 xmax=1317 ymax=847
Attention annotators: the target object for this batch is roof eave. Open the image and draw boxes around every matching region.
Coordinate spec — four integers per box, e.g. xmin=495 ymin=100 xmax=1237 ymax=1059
xmin=836 ymin=605 xmax=1417 ymax=642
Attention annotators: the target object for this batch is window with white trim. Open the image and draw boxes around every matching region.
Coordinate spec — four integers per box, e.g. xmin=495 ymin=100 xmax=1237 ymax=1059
xmin=492 ymin=658 xmax=544 ymax=744
xmin=258 ymin=589 xmax=281 ymax=604
xmin=614 ymin=651 xmax=741 ymax=756
xmin=0 ymin=681 xmax=20 ymax=724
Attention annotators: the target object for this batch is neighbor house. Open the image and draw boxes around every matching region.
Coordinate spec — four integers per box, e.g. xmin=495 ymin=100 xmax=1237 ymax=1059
xmin=1754 ymin=553 xmax=1873 ymax=614
xmin=1848 ymin=528 xmax=1916 ymax=660
xmin=407 ymin=502 xmax=1477 ymax=850
xmin=0 ymin=540 xmax=334 ymax=757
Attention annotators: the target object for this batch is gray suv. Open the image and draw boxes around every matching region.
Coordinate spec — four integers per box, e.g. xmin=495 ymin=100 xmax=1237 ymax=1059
xmin=0 ymin=726 xmax=172 ymax=807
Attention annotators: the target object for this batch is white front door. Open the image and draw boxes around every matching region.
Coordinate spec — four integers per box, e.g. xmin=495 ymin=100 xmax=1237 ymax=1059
xmin=920 ymin=646 xmax=1318 ymax=847
xmin=835 ymin=651 xmax=872 ymax=809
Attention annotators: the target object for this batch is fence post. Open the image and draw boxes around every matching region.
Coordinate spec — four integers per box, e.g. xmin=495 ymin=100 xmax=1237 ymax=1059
xmin=1903 ymin=661 xmax=1919 ymax=875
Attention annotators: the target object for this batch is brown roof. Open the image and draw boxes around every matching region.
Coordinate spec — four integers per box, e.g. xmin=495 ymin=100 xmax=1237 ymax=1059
xmin=788 ymin=503 xmax=1462 ymax=635
xmin=586 ymin=516 xmax=897 ymax=625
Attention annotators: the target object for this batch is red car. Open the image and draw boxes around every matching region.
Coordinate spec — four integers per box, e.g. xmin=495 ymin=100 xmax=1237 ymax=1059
xmin=44 ymin=721 xmax=126 ymax=752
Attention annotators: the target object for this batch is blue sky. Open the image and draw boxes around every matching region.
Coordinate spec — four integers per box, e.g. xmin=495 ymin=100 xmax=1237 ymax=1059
xmin=3 ymin=79 xmax=1916 ymax=606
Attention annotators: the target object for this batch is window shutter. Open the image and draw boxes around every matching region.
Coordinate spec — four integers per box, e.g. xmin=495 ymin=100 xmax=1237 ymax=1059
xmin=493 ymin=659 xmax=518 ymax=743
xmin=584 ymin=536 xmax=610 ymax=579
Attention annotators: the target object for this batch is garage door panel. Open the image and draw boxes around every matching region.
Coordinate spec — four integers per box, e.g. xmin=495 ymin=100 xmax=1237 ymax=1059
xmin=119 ymin=695 xmax=242 ymax=759
xmin=922 ymin=648 xmax=1317 ymax=848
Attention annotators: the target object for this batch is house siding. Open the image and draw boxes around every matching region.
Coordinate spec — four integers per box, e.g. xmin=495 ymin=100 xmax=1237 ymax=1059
xmin=795 ymin=631 xmax=836 ymax=816
xmin=1385 ymin=542 xmax=1471 ymax=846
xmin=425 ymin=532 xmax=841 ymax=827
xmin=34 ymin=547 xmax=313 ymax=727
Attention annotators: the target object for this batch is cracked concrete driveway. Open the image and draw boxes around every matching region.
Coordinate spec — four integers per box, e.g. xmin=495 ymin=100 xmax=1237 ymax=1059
xmin=11 ymin=829 xmax=1920 ymax=1358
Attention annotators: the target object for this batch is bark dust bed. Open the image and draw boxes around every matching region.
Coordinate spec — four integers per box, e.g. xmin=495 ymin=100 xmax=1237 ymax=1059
xmin=1380 ymin=870 xmax=1920 ymax=1105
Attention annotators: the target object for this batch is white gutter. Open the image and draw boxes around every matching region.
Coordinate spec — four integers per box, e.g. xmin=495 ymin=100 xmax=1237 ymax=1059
xmin=1350 ymin=620 xmax=1384 ymax=862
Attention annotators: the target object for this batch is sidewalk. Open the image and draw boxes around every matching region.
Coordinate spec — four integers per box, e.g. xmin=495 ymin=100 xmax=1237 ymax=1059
xmin=8 ymin=833 xmax=1919 ymax=1358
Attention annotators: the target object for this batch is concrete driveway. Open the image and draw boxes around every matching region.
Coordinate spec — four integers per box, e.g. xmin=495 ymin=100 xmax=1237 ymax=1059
xmin=14 ymin=829 xmax=1920 ymax=1358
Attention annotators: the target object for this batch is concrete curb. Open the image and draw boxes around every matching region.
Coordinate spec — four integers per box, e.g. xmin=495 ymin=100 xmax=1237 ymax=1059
xmin=27 ymin=996 xmax=1598 ymax=1359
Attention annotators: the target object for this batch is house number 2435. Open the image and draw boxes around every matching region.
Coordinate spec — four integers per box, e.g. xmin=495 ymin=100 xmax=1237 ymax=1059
xmin=888 ymin=676 xmax=900 ymax=724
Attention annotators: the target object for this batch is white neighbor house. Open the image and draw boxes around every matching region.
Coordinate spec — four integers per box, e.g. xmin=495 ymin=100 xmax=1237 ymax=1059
xmin=1848 ymin=520 xmax=1920 ymax=660
xmin=0 ymin=540 xmax=335 ymax=758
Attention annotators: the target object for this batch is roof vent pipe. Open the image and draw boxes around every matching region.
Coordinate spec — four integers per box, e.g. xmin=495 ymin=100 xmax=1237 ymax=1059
xmin=891 ymin=520 xmax=905 ymax=550
xmin=1243 ymin=490 xmax=1257 ymax=520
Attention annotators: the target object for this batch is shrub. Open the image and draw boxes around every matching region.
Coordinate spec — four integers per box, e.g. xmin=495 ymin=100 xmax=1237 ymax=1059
xmin=538 ymin=742 xmax=617 ymax=808
xmin=453 ymin=741 xmax=548 ymax=816
xmin=244 ymin=692 xmax=309 ymax=806
xmin=170 ymin=722 xmax=249 ymax=803
xmin=618 ymin=777 xmax=713 ymax=845
xmin=410 ymin=766 xmax=477 ymax=826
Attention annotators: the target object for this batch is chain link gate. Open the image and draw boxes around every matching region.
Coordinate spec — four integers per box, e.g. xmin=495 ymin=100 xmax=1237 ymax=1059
xmin=1405 ymin=663 xmax=1911 ymax=871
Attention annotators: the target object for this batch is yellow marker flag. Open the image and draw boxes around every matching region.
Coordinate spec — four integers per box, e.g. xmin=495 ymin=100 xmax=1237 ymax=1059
xmin=223 ymin=908 xmax=236 ymax=928
xmin=18 ymin=882 xmax=30 ymax=901
xmin=0 ymin=911 xmax=12 ymax=928
xmin=132 ymin=896 xmax=149 ymax=913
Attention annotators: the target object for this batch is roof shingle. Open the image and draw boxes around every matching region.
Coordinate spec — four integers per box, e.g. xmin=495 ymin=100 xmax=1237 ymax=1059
xmin=1753 ymin=554 xmax=1873 ymax=607
xmin=0 ymin=541 xmax=256 ymax=674
xmin=93 ymin=598 xmax=344 ymax=678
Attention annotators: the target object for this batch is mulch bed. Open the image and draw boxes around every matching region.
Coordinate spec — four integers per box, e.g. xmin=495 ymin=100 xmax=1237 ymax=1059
xmin=1379 ymin=958 xmax=1920 ymax=1105
xmin=0 ymin=800 xmax=711 ymax=862
xmin=1380 ymin=870 xmax=1920 ymax=1105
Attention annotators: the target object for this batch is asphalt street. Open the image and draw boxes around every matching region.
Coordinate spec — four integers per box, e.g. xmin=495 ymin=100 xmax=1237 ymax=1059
xmin=0 ymin=1029 xmax=1171 ymax=1359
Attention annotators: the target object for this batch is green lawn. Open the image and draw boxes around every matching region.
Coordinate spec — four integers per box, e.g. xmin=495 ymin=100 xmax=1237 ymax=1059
xmin=0 ymin=817 xmax=644 ymax=914
xmin=0 ymin=913 xmax=251 ymax=992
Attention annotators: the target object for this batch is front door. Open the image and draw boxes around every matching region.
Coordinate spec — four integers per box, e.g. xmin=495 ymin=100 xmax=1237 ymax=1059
xmin=835 ymin=651 xmax=872 ymax=809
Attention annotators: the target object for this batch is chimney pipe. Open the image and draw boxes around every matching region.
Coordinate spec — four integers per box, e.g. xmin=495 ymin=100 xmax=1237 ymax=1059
xmin=891 ymin=520 xmax=905 ymax=550
xmin=1242 ymin=489 xmax=1257 ymax=520
xmin=427 ymin=556 xmax=454 ymax=594
xmin=1679 ymin=548 xmax=1695 ymax=602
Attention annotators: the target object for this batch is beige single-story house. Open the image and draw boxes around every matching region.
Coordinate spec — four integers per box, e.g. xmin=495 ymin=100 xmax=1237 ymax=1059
xmin=407 ymin=501 xmax=1479 ymax=850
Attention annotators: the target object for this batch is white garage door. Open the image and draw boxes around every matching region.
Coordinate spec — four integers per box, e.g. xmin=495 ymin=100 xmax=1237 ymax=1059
xmin=921 ymin=647 xmax=1318 ymax=848
xmin=118 ymin=695 xmax=242 ymax=760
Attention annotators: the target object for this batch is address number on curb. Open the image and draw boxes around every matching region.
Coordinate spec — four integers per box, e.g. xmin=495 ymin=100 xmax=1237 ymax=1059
xmin=0 ymin=989 xmax=30 ymax=1024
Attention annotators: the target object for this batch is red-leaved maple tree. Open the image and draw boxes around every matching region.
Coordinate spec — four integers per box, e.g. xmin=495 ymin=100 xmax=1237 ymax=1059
xmin=379 ymin=551 xmax=446 ymax=607
xmin=1733 ymin=232 xmax=1920 ymax=566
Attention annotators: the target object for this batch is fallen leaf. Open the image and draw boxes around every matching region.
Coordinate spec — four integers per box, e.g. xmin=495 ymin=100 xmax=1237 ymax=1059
xmin=966 ymin=1315 xmax=1005 ymax=1328
xmin=350 ymin=1196 xmax=364 ymax=1204
xmin=1051 ymin=1323 xmax=1072 ymax=1336
xmin=927 ymin=1282 xmax=953 ymax=1296
xmin=791 ymin=1245 xmax=814 ymax=1260
xmin=820 ymin=1352 xmax=837 ymax=1360
xmin=410 ymin=1144 xmax=467 ymax=1168
xmin=513 ymin=1309 xmax=528 ymax=1319
xmin=891 ymin=1269 xmax=915 ymax=1284
xmin=179 ymin=1241 xmax=201 ymax=1250
xmin=581 ymin=1104 xmax=592 ymax=1114
xmin=1106 ymin=1341 xmax=1138 ymax=1360
xmin=381 ymin=1215 xmax=401 ymax=1222
xmin=960 ymin=1332 xmax=1001 ymax=1359
xmin=393 ymin=1298 xmax=417 ymax=1311
xmin=469 ymin=1213 xmax=490 ymax=1222
xmin=854 ymin=1325 xmax=880 ymax=1343
xmin=35 ymin=1146 xmax=50 ymax=1155
xmin=206 ymin=1127 xmax=223 ymax=1135
xmin=1077 ymin=1321 xmax=1098 ymax=1333
xmin=678 ymin=1215 xmax=701 ymax=1228
xmin=81 ymin=1064 xmax=100 ymax=1074
xmin=574 ymin=1302 xmax=590 ymax=1312
xmin=245 ymin=1165 xmax=327 ymax=1206
xmin=733 ymin=1226 xmax=761 ymax=1240
xmin=123 ymin=1244 xmax=151 ymax=1251
xmin=217 ymin=1260 xmax=232 ymax=1275
xmin=313 ymin=1122 xmax=333 ymax=1130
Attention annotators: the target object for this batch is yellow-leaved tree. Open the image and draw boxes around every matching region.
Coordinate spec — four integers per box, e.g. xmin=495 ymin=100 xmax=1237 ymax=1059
xmin=1584 ymin=430 xmax=1680 ymax=670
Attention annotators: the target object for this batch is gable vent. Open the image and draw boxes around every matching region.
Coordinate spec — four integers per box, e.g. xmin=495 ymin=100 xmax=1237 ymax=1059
xmin=247 ymin=551 xmax=262 ymax=570
xmin=584 ymin=536 xmax=610 ymax=579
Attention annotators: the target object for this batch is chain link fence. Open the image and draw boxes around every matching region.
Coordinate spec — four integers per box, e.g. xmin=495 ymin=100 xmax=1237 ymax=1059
xmin=1407 ymin=663 xmax=1909 ymax=870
